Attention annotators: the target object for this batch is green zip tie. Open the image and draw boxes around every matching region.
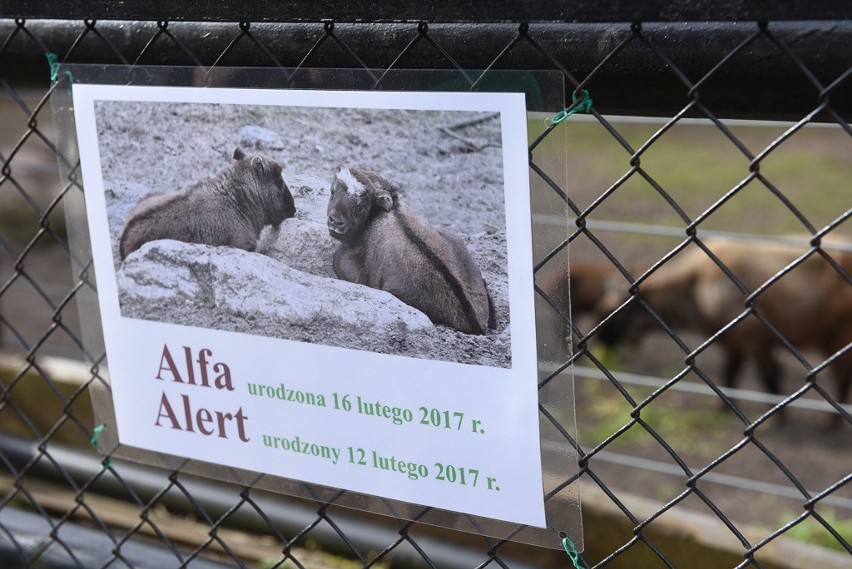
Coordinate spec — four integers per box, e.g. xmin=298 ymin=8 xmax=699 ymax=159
xmin=46 ymin=52 xmax=60 ymax=81
xmin=90 ymin=423 xmax=112 ymax=469
xmin=46 ymin=52 xmax=74 ymax=90
xmin=550 ymin=89 xmax=593 ymax=125
xmin=560 ymin=532 xmax=583 ymax=569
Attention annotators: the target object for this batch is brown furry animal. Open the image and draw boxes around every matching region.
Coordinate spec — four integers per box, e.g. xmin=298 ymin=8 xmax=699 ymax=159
xmin=326 ymin=165 xmax=494 ymax=335
xmin=539 ymin=262 xmax=615 ymax=341
xmin=119 ymin=148 xmax=295 ymax=260
xmin=598 ymin=237 xmax=852 ymax=415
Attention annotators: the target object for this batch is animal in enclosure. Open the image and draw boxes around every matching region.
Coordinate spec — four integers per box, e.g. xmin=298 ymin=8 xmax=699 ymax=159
xmin=597 ymin=237 xmax=852 ymax=412
xmin=119 ymin=148 xmax=296 ymax=260
xmin=326 ymin=165 xmax=495 ymax=335
xmin=539 ymin=262 xmax=616 ymax=345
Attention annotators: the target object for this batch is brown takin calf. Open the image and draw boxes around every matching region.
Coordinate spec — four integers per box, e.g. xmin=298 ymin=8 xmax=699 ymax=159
xmin=326 ymin=165 xmax=495 ymax=335
xmin=119 ymin=148 xmax=296 ymax=260
xmin=598 ymin=237 xmax=852 ymax=418
xmin=538 ymin=262 xmax=615 ymax=347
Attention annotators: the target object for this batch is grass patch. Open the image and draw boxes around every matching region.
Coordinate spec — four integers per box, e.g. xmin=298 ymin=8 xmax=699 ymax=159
xmin=561 ymin=120 xmax=852 ymax=235
xmin=577 ymin=349 xmax=732 ymax=454
xmin=581 ymin=391 xmax=731 ymax=453
xmin=781 ymin=509 xmax=852 ymax=552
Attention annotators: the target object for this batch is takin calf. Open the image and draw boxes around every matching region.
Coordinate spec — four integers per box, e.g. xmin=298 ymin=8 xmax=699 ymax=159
xmin=538 ymin=262 xmax=616 ymax=346
xmin=598 ymin=237 xmax=852 ymax=415
xmin=119 ymin=147 xmax=296 ymax=260
xmin=326 ymin=165 xmax=495 ymax=335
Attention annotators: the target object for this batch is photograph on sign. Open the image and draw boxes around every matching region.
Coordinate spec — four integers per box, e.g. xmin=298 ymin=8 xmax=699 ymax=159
xmin=71 ymin=83 xmax=546 ymax=528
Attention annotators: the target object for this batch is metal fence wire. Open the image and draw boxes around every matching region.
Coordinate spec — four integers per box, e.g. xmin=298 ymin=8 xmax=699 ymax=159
xmin=0 ymin=4 xmax=851 ymax=569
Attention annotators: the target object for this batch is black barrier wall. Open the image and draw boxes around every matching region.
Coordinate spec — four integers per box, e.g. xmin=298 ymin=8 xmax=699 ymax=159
xmin=0 ymin=4 xmax=850 ymax=568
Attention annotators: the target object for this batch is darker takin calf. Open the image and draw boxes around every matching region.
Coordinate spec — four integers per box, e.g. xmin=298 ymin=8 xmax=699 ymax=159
xmin=119 ymin=148 xmax=296 ymax=260
xmin=326 ymin=165 xmax=495 ymax=335
xmin=598 ymin=237 xmax=852 ymax=416
xmin=538 ymin=262 xmax=616 ymax=348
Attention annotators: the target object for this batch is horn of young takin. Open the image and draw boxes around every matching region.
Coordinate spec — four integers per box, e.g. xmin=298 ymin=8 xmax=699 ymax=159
xmin=326 ymin=165 xmax=495 ymax=335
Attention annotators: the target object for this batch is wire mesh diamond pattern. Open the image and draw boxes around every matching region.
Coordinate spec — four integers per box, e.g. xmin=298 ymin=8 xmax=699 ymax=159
xmin=0 ymin=14 xmax=850 ymax=569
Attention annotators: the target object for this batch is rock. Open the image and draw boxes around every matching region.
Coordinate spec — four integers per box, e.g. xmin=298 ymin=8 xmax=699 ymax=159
xmin=258 ymin=219 xmax=337 ymax=279
xmin=239 ymin=125 xmax=285 ymax=150
xmin=118 ymin=240 xmax=434 ymax=353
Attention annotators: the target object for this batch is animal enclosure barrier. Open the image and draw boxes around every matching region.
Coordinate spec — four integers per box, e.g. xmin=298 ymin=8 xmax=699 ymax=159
xmin=0 ymin=3 xmax=850 ymax=568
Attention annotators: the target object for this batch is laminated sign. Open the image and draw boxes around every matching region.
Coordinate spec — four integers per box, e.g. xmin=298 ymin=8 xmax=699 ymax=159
xmin=57 ymin=67 xmax=581 ymax=547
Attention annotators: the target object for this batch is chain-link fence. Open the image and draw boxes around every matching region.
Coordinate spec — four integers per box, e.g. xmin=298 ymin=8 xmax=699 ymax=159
xmin=0 ymin=4 xmax=850 ymax=568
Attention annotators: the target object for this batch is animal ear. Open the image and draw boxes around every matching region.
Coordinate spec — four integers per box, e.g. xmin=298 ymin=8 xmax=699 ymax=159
xmin=374 ymin=182 xmax=395 ymax=211
xmin=370 ymin=173 xmax=399 ymax=212
xmin=233 ymin=147 xmax=246 ymax=160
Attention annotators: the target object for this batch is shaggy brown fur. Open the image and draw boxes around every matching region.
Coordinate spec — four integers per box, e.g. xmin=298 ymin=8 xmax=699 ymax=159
xmin=327 ymin=165 xmax=494 ymax=335
xmin=119 ymin=148 xmax=295 ymax=259
xmin=599 ymin=237 xmax=852 ymax=416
